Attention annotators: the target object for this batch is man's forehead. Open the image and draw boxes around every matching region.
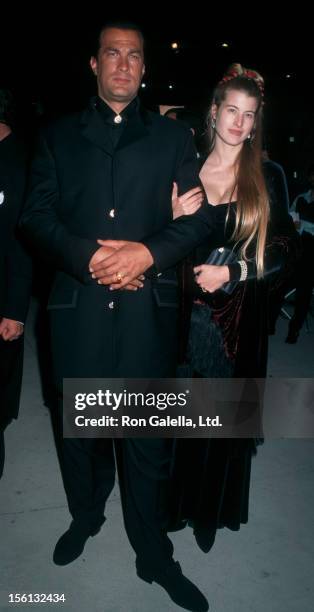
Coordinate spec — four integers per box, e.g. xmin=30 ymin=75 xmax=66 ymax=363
xmin=100 ymin=28 xmax=143 ymax=50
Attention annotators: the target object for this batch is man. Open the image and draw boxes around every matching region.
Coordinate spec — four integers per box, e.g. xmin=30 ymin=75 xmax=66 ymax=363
xmin=285 ymin=164 xmax=314 ymax=343
xmin=21 ymin=22 xmax=216 ymax=612
xmin=0 ymin=89 xmax=31 ymax=478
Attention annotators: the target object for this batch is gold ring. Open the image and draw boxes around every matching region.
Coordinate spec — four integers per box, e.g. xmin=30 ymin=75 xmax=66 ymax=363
xmin=115 ymin=272 xmax=123 ymax=283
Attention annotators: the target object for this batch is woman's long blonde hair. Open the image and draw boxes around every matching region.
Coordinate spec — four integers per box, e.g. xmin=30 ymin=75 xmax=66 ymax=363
xmin=207 ymin=64 xmax=269 ymax=278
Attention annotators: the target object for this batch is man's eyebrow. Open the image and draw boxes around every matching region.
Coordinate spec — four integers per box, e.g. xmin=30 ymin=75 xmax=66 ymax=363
xmin=102 ymin=46 xmax=142 ymax=54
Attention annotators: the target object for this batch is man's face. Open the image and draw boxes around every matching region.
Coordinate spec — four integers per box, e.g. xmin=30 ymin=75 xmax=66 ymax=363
xmin=90 ymin=28 xmax=145 ymax=110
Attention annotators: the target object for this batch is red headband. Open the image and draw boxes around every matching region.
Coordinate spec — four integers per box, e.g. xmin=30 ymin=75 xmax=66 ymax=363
xmin=219 ymin=63 xmax=264 ymax=101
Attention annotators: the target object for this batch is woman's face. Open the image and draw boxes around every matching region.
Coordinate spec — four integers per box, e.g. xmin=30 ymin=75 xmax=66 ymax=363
xmin=212 ymin=88 xmax=258 ymax=147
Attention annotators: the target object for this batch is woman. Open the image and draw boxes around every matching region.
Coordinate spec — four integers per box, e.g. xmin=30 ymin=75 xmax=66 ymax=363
xmin=169 ymin=64 xmax=297 ymax=550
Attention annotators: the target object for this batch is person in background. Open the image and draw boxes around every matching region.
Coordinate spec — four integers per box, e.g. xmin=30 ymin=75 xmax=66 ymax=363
xmin=0 ymin=88 xmax=31 ymax=478
xmin=165 ymin=106 xmax=203 ymax=156
xmin=285 ymin=163 xmax=314 ymax=343
xmin=261 ymin=143 xmax=291 ymax=334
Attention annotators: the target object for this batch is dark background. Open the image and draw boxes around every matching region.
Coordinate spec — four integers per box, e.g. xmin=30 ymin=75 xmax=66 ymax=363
xmin=1 ymin=9 xmax=312 ymax=198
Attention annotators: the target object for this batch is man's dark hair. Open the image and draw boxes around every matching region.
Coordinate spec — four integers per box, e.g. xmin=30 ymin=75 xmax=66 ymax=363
xmin=307 ymin=163 xmax=314 ymax=177
xmin=90 ymin=20 xmax=145 ymax=58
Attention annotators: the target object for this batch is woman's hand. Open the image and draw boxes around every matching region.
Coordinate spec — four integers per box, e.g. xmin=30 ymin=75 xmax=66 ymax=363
xmin=172 ymin=182 xmax=204 ymax=219
xmin=194 ymin=264 xmax=230 ymax=293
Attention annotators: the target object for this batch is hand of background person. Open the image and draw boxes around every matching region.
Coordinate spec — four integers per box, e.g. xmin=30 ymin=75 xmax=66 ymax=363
xmin=89 ymin=240 xmax=153 ymax=289
xmin=0 ymin=318 xmax=24 ymax=341
xmin=172 ymin=182 xmax=204 ymax=219
xmin=194 ymin=264 xmax=230 ymax=293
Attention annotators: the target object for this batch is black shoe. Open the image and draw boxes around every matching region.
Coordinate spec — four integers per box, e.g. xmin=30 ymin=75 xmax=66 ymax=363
xmin=285 ymin=328 xmax=299 ymax=344
xmin=53 ymin=517 xmax=105 ymax=566
xmin=193 ymin=524 xmax=216 ymax=553
xmin=136 ymin=560 xmax=209 ymax=612
xmin=89 ymin=515 xmax=106 ymax=536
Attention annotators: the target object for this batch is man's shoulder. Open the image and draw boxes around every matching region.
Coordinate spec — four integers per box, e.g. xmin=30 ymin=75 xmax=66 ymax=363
xmin=145 ymin=109 xmax=191 ymax=137
xmin=262 ymin=159 xmax=286 ymax=180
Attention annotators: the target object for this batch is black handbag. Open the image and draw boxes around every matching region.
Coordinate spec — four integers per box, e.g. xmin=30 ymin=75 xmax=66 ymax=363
xmin=203 ymin=246 xmax=238 ymax=294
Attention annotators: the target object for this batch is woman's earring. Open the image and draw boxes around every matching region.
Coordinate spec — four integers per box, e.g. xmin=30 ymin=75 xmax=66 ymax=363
xmin=211 ymin=118 xmax=216 ymax=129
xmin=247 ymin=133 xmax=251 ymax=140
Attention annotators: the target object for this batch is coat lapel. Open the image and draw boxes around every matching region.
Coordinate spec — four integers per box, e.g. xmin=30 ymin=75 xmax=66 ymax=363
xmin=116 ymin=107 xmax=151 ymax=152
xmin=79 ymin=101 xmax=114 ymax=157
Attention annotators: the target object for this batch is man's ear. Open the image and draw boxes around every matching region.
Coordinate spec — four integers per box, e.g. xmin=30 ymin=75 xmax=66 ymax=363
xmin=142 ymin=64 xmax=145 ymax=77
xmin=90 ymin=56 xmax=98 ymax=76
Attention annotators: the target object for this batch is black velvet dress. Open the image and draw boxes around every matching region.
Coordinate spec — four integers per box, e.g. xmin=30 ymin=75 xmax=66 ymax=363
xmin=169 ymin=161 xmax=299 ymax=536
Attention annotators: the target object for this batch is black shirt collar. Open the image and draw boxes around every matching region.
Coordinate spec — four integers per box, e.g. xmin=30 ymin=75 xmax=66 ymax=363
xmin=95 ymin=96 xmax=139 ymax=125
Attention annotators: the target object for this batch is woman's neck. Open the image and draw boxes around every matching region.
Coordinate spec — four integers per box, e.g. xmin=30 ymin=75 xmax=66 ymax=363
xmin=209 ymin=138 xmax=242 ymax=171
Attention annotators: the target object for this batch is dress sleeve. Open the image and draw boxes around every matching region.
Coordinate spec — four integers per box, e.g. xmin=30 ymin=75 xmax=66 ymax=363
xmin=228 ymin=162 xmax=299 ymax=284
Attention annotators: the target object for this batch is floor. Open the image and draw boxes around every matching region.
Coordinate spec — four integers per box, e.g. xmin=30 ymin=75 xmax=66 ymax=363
xmin=1 ymin=299 xmax=313 ymax=612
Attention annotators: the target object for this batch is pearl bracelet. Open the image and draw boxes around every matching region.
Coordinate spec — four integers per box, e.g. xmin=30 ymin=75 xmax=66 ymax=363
xmin=238 ymin=260 xmax=248 ymax=282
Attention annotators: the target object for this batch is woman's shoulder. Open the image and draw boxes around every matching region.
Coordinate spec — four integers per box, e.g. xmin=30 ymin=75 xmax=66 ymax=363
xmin=263 ymin=159 xmax=289 ymax=212
xmin=263 ymin=159 xmax=286 ymax=183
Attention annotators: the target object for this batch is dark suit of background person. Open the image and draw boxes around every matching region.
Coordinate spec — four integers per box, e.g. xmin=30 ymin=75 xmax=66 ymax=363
xmin=285 ymin=164 xmax=314 ymax=343
xmin=0 ymin=89 xmax=31 ymax=478
xmin=20 ymin=23 xmax=217 ymax=612
xmin=262 ymin=158 xmax=292 ymax=334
